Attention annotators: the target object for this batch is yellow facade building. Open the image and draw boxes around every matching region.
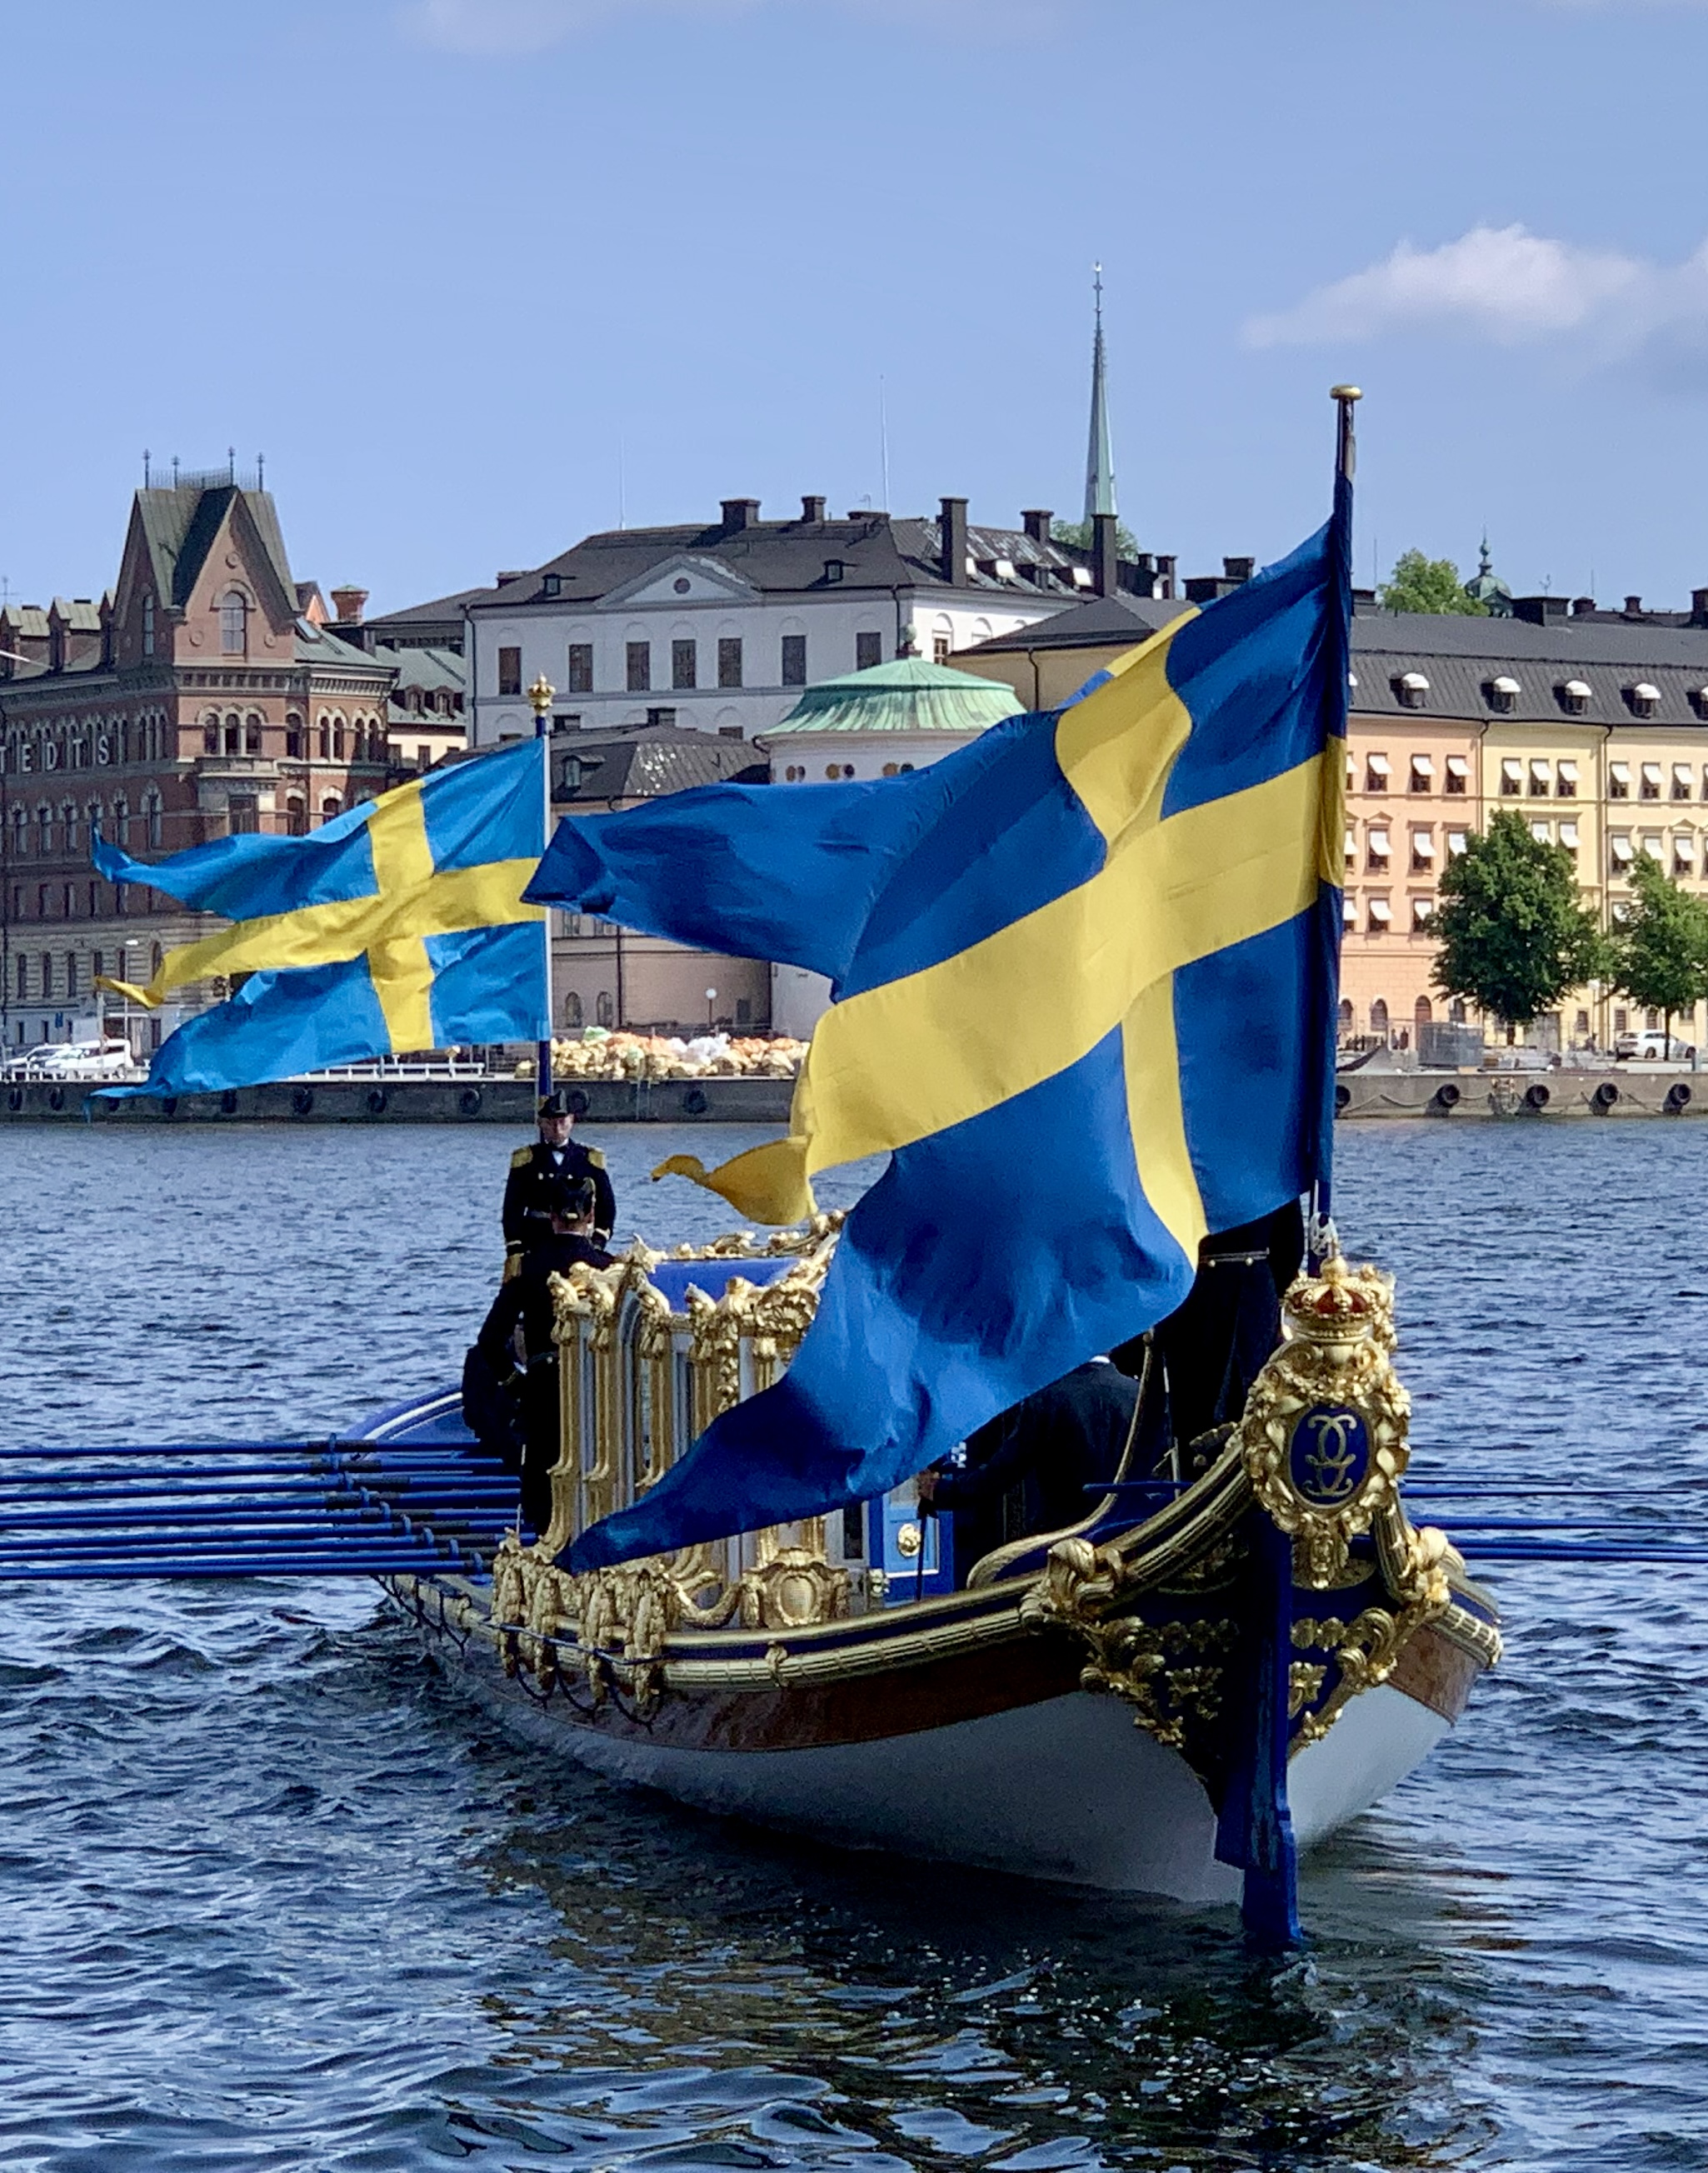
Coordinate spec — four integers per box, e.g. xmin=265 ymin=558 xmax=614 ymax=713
xmin=960 ymin=584 xmax=1708 ymax=1056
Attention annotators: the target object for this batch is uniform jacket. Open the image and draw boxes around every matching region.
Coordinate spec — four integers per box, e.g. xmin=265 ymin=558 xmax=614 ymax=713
xmin=502 ymin=1136 xmax=616 ymax=1258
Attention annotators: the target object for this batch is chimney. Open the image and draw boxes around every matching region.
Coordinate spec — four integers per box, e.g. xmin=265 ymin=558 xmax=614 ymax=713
xmin=1691 ymin=587 xmax=1708 ymax=627
xmin=1155 ymin=554 xmax=1176 ymax=602
xmin=331 ymin=585 xmax=367 ymax=626
xmin=1223 ymin=556 xmax=1255 ymax=585
xmin=1021 ymin=509 xmax=1053 ymax=544
xmin=1623 ymin=594 xmax=1644 ymax=617
xmin=1571 ymin=596 xmax=1596 ymax=617
xmin=940 ymin=497 xmax=968 ymax=586
xmin=1091 ymin=511 xmax=1119 ymax=598
xmin=721 ymin=497 xmax=760 ymax=532
xmin=1512 ymin=595 xmax=1569 ymax=627
xmin=800 ymin=494 xmax=826 ymax=522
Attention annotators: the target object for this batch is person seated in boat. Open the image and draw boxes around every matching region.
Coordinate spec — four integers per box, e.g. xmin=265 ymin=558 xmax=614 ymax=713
xmin=465 ymin=1173 xmax=613 ymax=1529
xmin=502 ymin=1091 xmax=615 ymax=1281
xmin=1111 ymin=1200 xmax=1304 ymax=1460
xmin=915 ymin=1356 xmax=1139 ymax=1567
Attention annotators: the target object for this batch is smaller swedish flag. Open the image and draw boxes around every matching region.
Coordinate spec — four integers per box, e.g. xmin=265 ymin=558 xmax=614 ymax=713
xmin=93 ymin=739 xmax=548 ymax=1096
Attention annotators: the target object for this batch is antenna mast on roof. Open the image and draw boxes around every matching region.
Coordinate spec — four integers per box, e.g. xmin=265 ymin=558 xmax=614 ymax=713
xmin=879 ymin=376 xmax=891 ymax=512
xmin=142 ymin=450 xmax=151 ymax=488
xmin=1083 ymin=263 xmax=1116 ymax=527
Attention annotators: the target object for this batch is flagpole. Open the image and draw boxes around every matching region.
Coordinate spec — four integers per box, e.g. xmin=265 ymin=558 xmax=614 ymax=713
xmin=1309 ymin=384 xmax=1359 ymax=1274
xmin=527 ymin=675 xmax=557 ymax=1101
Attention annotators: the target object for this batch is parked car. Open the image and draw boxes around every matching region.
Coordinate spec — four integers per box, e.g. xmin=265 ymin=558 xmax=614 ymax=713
xmin=1615 ymin=1029 xmax=1696 ymax=1062
xmin=32 ymin=1039 xmax=139 ymax=1081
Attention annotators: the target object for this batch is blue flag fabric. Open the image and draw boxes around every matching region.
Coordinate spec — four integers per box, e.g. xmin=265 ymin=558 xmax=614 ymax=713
xmin=527 ymin=512 xmax=1349 ymax=1571
xmin=94 ymin=739 xmax=549 ymax=1096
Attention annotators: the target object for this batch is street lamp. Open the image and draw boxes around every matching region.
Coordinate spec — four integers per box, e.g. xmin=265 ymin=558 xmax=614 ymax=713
xmin=705 ymin=985 xmax=717 ymax=1029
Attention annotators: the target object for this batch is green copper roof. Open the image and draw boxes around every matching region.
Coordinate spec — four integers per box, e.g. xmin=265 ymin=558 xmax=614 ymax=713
xmin=777 ymin=657 xmax=1023 ymax=735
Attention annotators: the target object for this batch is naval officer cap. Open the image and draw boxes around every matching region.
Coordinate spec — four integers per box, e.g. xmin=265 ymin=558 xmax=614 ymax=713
xmin=537 ymin=1090 xmax=573 ymax=1118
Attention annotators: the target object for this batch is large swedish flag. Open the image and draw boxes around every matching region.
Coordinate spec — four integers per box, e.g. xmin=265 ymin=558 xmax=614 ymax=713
xmin=94 ymin=738 xmax=548 ymax=1096
xmin=527 ymin=510 xmax=1349 ymax=1572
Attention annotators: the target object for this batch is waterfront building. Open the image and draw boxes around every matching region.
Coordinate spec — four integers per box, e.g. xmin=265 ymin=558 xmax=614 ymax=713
xmin=456 ymin=495 xmax=1141 ymax=750
xmin=548 ymin=723 xmax=771 ymax=1032
xmin=959 ymin=581 xmax=1708 ymax=1054
xmin=0 ymin=472 xmax=442 ymax=1053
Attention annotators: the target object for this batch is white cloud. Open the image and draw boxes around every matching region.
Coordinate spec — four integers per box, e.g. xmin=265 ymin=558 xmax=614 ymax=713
xmin=402 ymin=0 xmax=1072 ymax=53
xmin=1244 ymin=223 xmax=1708 ymax=389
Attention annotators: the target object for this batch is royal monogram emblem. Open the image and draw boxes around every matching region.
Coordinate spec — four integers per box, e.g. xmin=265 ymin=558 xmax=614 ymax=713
xmin=1287 ymin=1403 xmax=1369 ymax=1506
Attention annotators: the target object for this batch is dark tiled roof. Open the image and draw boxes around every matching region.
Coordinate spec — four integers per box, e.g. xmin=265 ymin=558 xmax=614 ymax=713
xmin=963 ymin=591 xmax=1708 ymax=731
xmin=372 ymin=642 xmax=466 ymax=693
xmin=469 ymin=512 xmax=1093 ymax=614
xmin=366 ymin=583 xmax=497 ymax=629
xmin=551 ymin=723 xmax=766 ymax=803
xmin=135 ymin=484 xmax=295 ymax=613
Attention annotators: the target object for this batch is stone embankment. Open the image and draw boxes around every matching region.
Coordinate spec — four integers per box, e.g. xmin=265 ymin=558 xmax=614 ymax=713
xmin=1334 ymin=1068 xmax=1703 ymax=1119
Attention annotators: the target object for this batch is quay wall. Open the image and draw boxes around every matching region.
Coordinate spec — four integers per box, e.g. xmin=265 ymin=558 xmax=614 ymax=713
xmin=0 ymin=1071 xmax=1701 ymax=1126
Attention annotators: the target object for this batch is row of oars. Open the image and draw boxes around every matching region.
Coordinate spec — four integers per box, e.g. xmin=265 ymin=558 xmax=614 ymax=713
xmin=1401 ymin=1478 xmax=1708 ymax=1566
xmin=0 ymin=1437 xmax=520 ymax=1580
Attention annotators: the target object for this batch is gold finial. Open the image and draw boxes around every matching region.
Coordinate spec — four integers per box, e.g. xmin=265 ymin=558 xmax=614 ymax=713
xmin=1330 ymin=385 xmax=1362 ymax=402
xmin=527 ymin=672 xmax=556 ymax=717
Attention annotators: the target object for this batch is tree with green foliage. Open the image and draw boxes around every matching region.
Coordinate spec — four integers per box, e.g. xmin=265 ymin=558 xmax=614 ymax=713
xmin=1431 ymin=809 xmax=1606 ymax=1030
xmin=1379 ymin=549 xmax=1488 ymax=617
xmin=1051 ymin=517 xmax=1141 ymax=557
xmin=1607 ymin=853 xmax=1708 ymax=1052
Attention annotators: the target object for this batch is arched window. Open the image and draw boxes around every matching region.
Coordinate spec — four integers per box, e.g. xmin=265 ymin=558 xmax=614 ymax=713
xmin=285 ymin=715 xmax=303 ymax=759
xmin=113 ymin=797 xmax=129 ymax=847
xmin=150 ymin=941 xmax=164 ymax=978
xmin=1337 ymin=997 xmax=1353 ymax=1029
xmin=1414 ymin=995 xmax=1432 ymax=1027
xmin=142 ymin=593 xmax=155 ymax=657
xmin=286 ymin=797 xmax=307 ymax=837
xmin=562 ymin=991 xmax=584 ymax=1028
xmin=245 ymin=714 xmax=262 ymax=755
xmin=11 ymin=806 xmax=27 ymax=859
xmin=36 ymin=804 xmax=52 ymax=856
xmin=219 ymin=591 xmax=247 ymax=655
xmin=332 ymin=721 xmax=346 ymax=761
xmin=203 ymin=717 xmax=219 ymax=755
xmin=143 ymin=791 xmax=162 ymax=849
xmin=40 ymin=952 xmax=53 ymax=998
xmin=63 ymin=803 xmax=81 ymax=855
xmin=1371 ymin=998 xmax=1390 ymax=1035
xmin=318 ymin=719 xmax=331 ymax=759
xmin=596 ymin=990 xmax=614 ymax=1027
xmin=223 ymin=713 xmax=240 ymax=756
xmin=320 ymin=796 xmax=342 ymax=822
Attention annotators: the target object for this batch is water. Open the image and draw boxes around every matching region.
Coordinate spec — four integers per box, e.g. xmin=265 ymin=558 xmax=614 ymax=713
xmin=0 ymin=1119 xmax=1704 ymax=2171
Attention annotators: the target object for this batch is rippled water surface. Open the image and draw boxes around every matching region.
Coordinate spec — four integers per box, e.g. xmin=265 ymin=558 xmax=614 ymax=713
xmin=1 ymin=1118 xmax=1705 ymax=2171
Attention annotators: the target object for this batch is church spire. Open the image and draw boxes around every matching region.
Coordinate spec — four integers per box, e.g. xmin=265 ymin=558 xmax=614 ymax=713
xmin=1083 ymin=263 xmax=1116 ymax=526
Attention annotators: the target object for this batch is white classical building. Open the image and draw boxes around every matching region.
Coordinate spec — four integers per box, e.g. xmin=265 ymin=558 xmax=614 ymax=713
xmin=462 ymin=496 xmax=1108 ymax=747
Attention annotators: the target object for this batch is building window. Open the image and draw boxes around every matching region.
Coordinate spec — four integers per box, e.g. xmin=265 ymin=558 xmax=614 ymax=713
xmin=13 ymin=956 xmax=24 ymax=1001
xmin=222 ymin=717 xmax=239 ymax=755
xmin=1371 ymin=997 xmax=1390 ymax=1033
xmin=1366 ymin=827 xmax=1390 ymax=872
xmin=672 ymin=639 xmax=697 ymax=690
xmin=736 ymin=997 xmax=752 ymax=1024
xmin=1396 ymin=672 xmax=1429 ymax=709
xmin=287 ymin=797 xmax=307 ymax=837
xmin=1529 ymin=758 xmax=1551 ymax=797
xmin=781 ymin=634 xmax=807 ymax=687
xmin=1674 ymin=836 xmax=1696 ymax=880
xmin=1673 ymin=764 xmax=1693 ymax=801
xmin=1559 ymin=821 xmax=1580 ymax=861
xmin=1499 ymin=758 xmax=1522 ymax=797
xmin=1411 ymin=897 xmax=1436 ymax=932
xmin=142 ymin=593 xmax=155 ymax=657
xmin=144 ymin=793 xmax=162 ymax=849
xmin=1487 ymin=676 xmax=1520 ymax=713
xmin=567 ymin=643 xmax=593 ymax=694
xmin=40 ymin=952 xmax=53 ymax=998
xmin=1408 ymin=755 xmax=1434 ymax=793
xmin=856 ymin=631 xmax=883 ymax=672
xmin=228 ymin=797 xmax=258 ymax=835
xmin=596 ymin=990 xmax=614 ymax=1027
xmin=321 ymin=796 xmax=342 ymax=822
xmin=318 ymin=722 xmax=331 ymax=759
xmin=1556 ymin=760 xmax=1578 ymax=799
xmin=1410 ymin=830 xmax=1435 ymax=873
xmin=245 ymin=716 xmax=262 ymax=755
xmin=1641 ymin=762 xmax=1662 ymax=801
xmin=562 ymin=991 xmax=583 ymax=1028
xmin=932 ymin=634 xmax=951 ymax=666
xmin=1365 ymin=752 xmax=1391 ymax=793
xmin=203 ymin=722 xmax=219 ymax=755
xmin=1609 ymin=761 xmax=1631 ymax=800
xmin=286 ymin=719 xmax=302 ymax=758
xmin=66 ymin=953 xmax=77 ymax=1000
xmin=627 ymin=642 xmax=652 ymax=693
xmin=717 ymin=637 xmax=743 ymax=688
xmin=219 ymin=592 xmax=247 ymax=655
xmin=1560 ymin=680 xmax=1591 ymax=717
xmin=497 ymin=646 xmax=522 ymax=697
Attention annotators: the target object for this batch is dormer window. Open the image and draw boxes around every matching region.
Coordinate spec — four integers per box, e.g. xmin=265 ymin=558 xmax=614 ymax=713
xmin=142 ymin=593 xmax=155 ymax=658
xmin=1628 ymin=682 xmax=1661 ymax=719
xmin=1693 ymin=686 xmax=1708 ymax=722
xmin=1488 ymin=674 xmax=1520 ymax=713
xmin=219 ymin=590 xmax=247 ymax=656
xmin=993 ymin=558 xmax=1016 ymax=581
xmin=1396 ymin=671 xmax=1429 ymax=709
xmin=823 ymin=560 xmax=845 ymax=584
xmin=1559 ymin=678 xmax=1591 ymax=717
xmin=542 ymin=574 xmax=562 ymax=599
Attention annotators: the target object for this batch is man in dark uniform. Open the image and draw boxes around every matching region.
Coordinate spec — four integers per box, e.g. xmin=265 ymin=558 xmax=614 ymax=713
xmin=916 ymin=1357 xmax=1139 ymax=1562
xmin=502 ymin=1091 xmax=616 ymax=1277
xmin=467 ymin=1172 xmax=613 ymax=1532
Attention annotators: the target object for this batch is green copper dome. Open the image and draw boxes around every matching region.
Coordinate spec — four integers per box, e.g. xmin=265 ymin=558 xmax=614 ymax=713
xmin=776 ymin=657 xmax=1024 ymax=736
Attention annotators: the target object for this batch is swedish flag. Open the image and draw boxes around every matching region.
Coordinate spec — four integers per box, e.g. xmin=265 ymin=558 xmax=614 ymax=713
xmin=528 ymin=512 xmax=1349 ymax=1571
xmin=94 ymin=738 xmax=548 ymax=1095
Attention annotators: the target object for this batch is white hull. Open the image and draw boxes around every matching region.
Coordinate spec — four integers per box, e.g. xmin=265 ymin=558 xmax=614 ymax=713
xmin=446 ymin=1650 xmax=1450 ymax=1905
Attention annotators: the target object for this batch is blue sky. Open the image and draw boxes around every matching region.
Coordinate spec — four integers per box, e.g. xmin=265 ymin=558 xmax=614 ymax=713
xmin=2 ymin=0 xmax=1706 ymax=617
